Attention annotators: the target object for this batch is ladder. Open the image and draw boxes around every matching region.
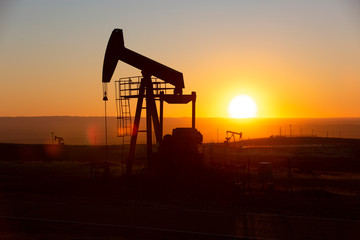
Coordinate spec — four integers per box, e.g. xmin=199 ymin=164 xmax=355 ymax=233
xmin=116 ymin=78 xmax=132 ymax=137
xmin=116 ymin=78 xmax=133 ymax=174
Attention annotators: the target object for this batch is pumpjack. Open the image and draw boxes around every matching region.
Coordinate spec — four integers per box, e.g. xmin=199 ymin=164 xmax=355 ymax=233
xmin=225 ymin=131 xmax=242 ymax=144
xmin=54 ymin=135 xmax=64 ymax=145
xmin=102 ymin=29 xmax=202 ymax=175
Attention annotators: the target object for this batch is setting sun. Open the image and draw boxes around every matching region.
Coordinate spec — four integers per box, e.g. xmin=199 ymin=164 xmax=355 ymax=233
xmin=228 ymin=95 xmax=257 ymax=118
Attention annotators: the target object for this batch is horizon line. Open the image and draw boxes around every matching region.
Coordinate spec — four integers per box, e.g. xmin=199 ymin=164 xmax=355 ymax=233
xmin=1 ymin=116 xmax=360 ymax=119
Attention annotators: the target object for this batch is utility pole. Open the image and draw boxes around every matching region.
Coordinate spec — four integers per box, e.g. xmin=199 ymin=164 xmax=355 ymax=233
xmin=289 ymin=124 xmax=292 ymax=137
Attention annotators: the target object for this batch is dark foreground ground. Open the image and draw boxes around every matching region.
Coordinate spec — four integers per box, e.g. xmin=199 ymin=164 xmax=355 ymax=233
xmin=0 ymin=137 xmax=360 ymax=239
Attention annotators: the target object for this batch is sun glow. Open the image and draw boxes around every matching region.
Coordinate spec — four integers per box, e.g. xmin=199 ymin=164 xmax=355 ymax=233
xmin=228 ymin=95 xmax=257 ymax=118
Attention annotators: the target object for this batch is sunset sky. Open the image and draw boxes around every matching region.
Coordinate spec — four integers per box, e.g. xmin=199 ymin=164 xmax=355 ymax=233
xmin=0 ymin=0 xmax=359 ymax=118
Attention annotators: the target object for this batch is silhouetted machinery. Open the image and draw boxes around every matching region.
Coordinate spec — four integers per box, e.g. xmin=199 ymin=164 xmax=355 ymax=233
xmin=158 ymin=128 xmax=203 ymax=175
xmin=225 ymin=131 xmax=242 ymax=144
xmin=102 ymin=29 xmax=202 ymax=175
xmin=54 ymin=135 xmax=64 ymax=145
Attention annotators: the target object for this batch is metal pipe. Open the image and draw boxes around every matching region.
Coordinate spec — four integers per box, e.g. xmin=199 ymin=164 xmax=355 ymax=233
xmin=192 ymin=91 xmax=196 ymax=129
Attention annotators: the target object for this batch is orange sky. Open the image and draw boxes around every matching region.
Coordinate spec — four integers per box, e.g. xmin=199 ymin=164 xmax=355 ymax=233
xmin=0 ymin=1 xmax=360 ymax=118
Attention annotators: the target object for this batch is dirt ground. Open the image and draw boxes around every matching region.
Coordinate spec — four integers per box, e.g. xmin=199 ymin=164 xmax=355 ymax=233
xmin=0 ymin=137 xmax=359 ymax=239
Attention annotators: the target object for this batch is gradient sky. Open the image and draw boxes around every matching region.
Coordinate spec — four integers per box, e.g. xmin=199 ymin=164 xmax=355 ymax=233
xmin=0 ymin=0 xmax=359 ymax=118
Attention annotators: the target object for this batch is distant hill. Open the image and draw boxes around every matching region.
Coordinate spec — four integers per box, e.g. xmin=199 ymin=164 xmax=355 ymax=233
xmin=0 ymin=117 xmax=359 ymax=145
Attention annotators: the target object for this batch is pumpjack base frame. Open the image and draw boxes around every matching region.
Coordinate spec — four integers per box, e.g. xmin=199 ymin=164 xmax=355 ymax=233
xmin=115 ymin=75 xmax=196 ymax=175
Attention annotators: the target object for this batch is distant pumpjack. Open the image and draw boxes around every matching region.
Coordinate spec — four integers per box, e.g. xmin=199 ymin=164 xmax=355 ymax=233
xmin=54 ymin=135 xmax=64 ymax=145
xmin=102 ymin=29 xmax=198 ymax=175
xmin=225 ymin=131 xmax=242 ymax=143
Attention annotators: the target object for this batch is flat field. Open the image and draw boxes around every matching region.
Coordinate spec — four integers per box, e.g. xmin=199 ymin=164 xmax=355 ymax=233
xmin=0 ymin=137 xmax=359 ymax=239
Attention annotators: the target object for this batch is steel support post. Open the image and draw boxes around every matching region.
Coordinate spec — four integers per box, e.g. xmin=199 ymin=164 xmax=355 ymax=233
xmin=192 ymin=91 xmax=196 ymax=129
xmin=145 ymin=76 xmax=153 ymax=169
xmin=127 ymin=78 xmax=145 ymax=175
xmin=159 ymin=91 xmax=164 ymax=142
